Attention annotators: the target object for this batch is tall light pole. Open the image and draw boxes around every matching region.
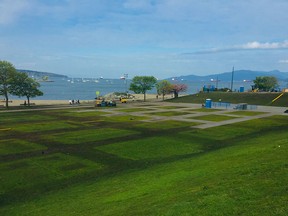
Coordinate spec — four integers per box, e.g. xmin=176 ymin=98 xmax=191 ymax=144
xmin=216 ymin=76 xmax=219 ymax=89
xmin=124 ymin=73 xmax=128 ymax=97
xmin=231 ymin=66 xmax=234 ymax=92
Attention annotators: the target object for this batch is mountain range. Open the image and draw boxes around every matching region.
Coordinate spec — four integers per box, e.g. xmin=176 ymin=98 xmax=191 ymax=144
xmin=17 ymin=69 xmax=288 ymax=82
xmin=170 ymin=70 xmax=288 ymax=82
xmin=17 ymin=69 xmax=68 ymax=78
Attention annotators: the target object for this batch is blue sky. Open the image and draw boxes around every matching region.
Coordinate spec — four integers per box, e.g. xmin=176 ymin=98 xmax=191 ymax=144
xmin=0 ymin=0 xmax=288 ymax=79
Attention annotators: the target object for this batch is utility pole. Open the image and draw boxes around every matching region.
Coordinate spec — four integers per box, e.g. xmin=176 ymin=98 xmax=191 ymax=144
xmin=231 ymin=66 xmax=234 ymax=92
xmin=124 ymin=73 xmax=128 ymax=97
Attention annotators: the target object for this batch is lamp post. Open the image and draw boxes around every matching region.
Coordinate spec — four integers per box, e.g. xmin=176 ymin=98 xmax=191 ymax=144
xmin=124 ymin=73 xmax=128 ymax=97
xmin=231 ymin=66 xmax=234 ymax=92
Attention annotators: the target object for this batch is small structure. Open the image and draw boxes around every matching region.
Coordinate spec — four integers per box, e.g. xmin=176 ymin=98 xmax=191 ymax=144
xmin=205 ymin=99 xmax=212 ymax=108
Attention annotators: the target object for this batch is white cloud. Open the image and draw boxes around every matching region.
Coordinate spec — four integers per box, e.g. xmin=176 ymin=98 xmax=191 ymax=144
xmin=239 ymin=41 xmax=288 ymax=49
xmin=279 ymin=59 xmax=288 ymax=63
xmin=0 ymin=0 xmax=31 ymax=25
xmin=182 ymin=40 xmax=288 ymax=55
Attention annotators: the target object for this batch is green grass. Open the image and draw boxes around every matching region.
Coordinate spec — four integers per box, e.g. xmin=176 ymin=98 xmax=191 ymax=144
xmin=154 ymin=106 xmax=187 ymax=109
xmin=169 ymin=92 xmax=288 ymax=107
xmin=229 ymin=110 xmax=267 ymax=116
xmin=47 ymin=128 xmax=138 ymax=145
xmin=149 ymin=111 xmax=192 ymax=116
xmin=192 ymin=108 xmax=222 ymax=112
xmin=96 ymin=136 xmax=203 ymax=160
xmin=0 ymin=106 xmax=287 ymax=215
xmin=1 ymin=153 xmax=103 ymax=199
xmin=0 ymin=139 xmax=47 ymax=155
xmin=63 ymin=110 xmax=108 ymax=117
xmin=189 ymin=114 xmax=239 ymax=122
xmin=14 ymin=121 xmax=79 ymax=132
xmin=103 ymin=114 xmax=149 ymax=122
xmin=0 ymin=112 xmax=56 ymax=123
xmin=136 ymin=120 xmax=202 ymax=129
xmin=116 ymin=108 xmax=154 ymax=112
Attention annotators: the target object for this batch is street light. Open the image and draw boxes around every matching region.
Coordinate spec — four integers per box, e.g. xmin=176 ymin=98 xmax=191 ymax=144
xmin=231 ymin=66 xmax=234 ymax=92
xmin=124 ymin=73 xmax=128 ymax=97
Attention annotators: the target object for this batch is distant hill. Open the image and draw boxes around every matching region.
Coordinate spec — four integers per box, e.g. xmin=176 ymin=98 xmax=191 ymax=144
xmin=169 ymin=70 xmax=288 ymax=82
xmin=17 ymin=69 xmax=68 ymax=79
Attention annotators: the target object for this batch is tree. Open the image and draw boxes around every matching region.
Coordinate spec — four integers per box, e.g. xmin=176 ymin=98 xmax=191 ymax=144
xmin=156 ymin=80 xmax=173 ymax=100
xmin=253 ymin=76 xmax=278 ymax=92
xmin=0 ymin=60 xmax=18 ymax=108
xmin=172 ymin=83 xmax=188 ymax=98
xmin=11 ymin=72 xmax=43 ymax=106
xmin=129 ymin=76 xmax=157 ymax=101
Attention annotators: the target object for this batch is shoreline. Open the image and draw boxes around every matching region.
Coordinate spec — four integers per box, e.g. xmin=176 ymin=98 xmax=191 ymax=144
xmin=1 ymin=93 xmax=184 ymax=106
xmin=0 ymin=94 xmax=158 ymax=106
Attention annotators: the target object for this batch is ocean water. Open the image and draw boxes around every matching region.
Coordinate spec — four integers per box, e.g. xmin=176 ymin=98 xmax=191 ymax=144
xmin=11 ymin=77 xmax=257 ymax=100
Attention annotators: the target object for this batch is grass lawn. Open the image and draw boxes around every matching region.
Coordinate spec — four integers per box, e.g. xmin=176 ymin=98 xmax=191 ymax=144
xmin=0 ymin=112 xmax=56 ymax=123
xmin=14 ymin=121 xmax=79 ymax=132
xmin=136 ymin=120 xmax=202 ymax=129
xmin=103 ymin=114 xmax=149 ymax=122
xmin=191 ymin=108 xmax=222 ymax=112
xmin=169 ymin=92 xmax=288 ymax=107
xmin=116 ymin=108 xmax=154 ymax=112
xmin=0 ymin=139 xmax=47 ymax=155
xmin=189 ymin=114 xmax=240 ymax=122
xmin=47 ymin=128 xmax=139 ymax=145
xmin=96 ymin=136 xmax=203 ymax=160
xmin=149 ymin=111 xmax=192 ymax=116
xmin=229 ymin=110 xmax=268 ymax=116
xmin=0 ymin=107 xmax=287 ymax=215
xmin=154 ymin=106 xmax=187 ymax=109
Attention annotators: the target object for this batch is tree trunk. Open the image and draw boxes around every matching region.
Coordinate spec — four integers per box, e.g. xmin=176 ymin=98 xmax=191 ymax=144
xmin=162 ymin=94 xmax=165 ymax=101
xmin=144 ymin=93 xmax=146 ymax=102
xmin=27 ymin=96 xmax=30 ymax=106
xmin=4 ymin=92 xmax=9 ymax=108
xmin=174 ymin=91 xmax=178 ymax=98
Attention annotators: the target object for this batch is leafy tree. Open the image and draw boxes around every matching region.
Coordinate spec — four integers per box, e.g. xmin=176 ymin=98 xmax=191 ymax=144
xmin=0 ymin=60 xmax=18 ymax=108
xmin=11 ymin=72 xmax=43 ymax=106
xmin=129 ymin=76 xmax=157 ymax=101
xmin=156 ymin=80 xmax=173 ymax=100
xmin=172 ymin=83 xmax=188 ymax=98
xmin=253 ymin=76 xmax=278 ymax=92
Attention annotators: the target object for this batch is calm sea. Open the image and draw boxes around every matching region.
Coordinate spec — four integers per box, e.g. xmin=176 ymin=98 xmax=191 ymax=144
xmin=11 ymin=77 xmax=258 ymax=100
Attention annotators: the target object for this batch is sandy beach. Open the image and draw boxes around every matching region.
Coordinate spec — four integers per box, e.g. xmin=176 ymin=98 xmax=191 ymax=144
xmin=2 ymin=99 xmax=74 ymax=106
xmin=1 ymin=93 xmax=184 ymax=107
